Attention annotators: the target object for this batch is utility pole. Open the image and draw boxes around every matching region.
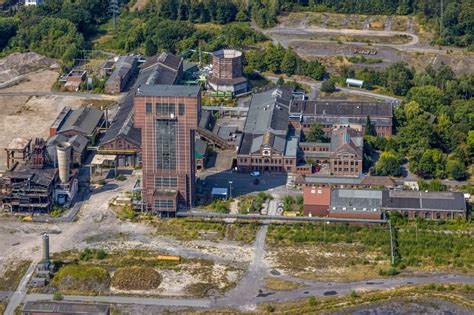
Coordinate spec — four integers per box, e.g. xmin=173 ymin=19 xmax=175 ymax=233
xmin=109 ymin=0 xmax=119 ymax=31
xmin=388 ymin=220 xmax=395 ymax=266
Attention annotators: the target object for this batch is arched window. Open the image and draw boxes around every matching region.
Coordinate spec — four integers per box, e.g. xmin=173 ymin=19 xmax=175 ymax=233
xmin=414 ymin=212 xmax=419 ymax=218
xmin=424 ymin=212 xmax=431 ymax=219
xmin=436 ymin=212 xmax=441 ymax=219
xmin=403 ymin=211 xmax=409 ymax=218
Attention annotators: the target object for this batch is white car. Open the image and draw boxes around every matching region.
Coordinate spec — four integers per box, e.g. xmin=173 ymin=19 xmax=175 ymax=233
xmin=250 ymin=171 xmax=260 ymax=177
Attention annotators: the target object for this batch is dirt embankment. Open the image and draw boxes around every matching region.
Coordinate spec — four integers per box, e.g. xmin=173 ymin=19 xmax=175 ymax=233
xmin=0 ymin=52 xmax=60 ymax=84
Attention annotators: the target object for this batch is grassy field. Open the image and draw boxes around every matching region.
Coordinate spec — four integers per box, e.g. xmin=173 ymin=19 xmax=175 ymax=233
xmin=153 ymin=218 xmax=258 ymax=243
xmin=265 ymin=277 xmax=304 ymax=291
xmin=0 ymin=260 xmax=31 ymax=291
xmin=258 ymin=284 xmax=474 ymax=314
xmin=267 ymin=219 xmax=474 ymax=279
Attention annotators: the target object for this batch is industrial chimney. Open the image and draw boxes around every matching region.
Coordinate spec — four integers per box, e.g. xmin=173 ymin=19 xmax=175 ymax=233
xmin=42 ymin=233 xmax=50 ymax=263
xmin=56 ymin=142 xmax=71 ymax=184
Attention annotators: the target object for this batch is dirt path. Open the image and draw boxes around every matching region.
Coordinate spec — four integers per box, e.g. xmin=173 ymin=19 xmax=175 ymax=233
xmin=216 ymin=224 xmax=269 ymax=310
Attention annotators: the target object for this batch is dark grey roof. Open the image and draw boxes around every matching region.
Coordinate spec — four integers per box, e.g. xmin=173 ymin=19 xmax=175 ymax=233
xmin=302 ymin=116 xmax=393 ymax=127
xmin=58 ymin=107 xmax=103 ymax=136
xmin=243 ymin=87 xmax=293 ymax=135
xmin=199 ymin=111 xmax=211 ymax=130
xmin=331 ymin=189 xmax=384 ymax=212
xmin=69 ymin=134 xmax=88 ymax=153
xmin=195 ymin=138 xmax=207 ymax=156
xmin=100 ymin=64 xmax=158 ymax=147
xmin=292 ymin=100 xmax=393 ymax=118
xmin=107 ymin=55 xmax=137 ymax=82
xmin=384 ymin=191 xmax=466 ymax=212
xmin=303 ymin=175 xmax=363 ymax=185
xmin=144 ymin=52 xmax=183 ymax=85
xmin=22 ymin=301 xmax=109 ymax=315
xmin=6 ymin=164 xmax=57 ymax=188
xmin=136 ymin=84 xmax=200 ymax=97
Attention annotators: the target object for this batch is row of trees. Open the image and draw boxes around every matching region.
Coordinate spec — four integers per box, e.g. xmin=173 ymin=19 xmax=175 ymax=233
xmin=245 ymin=44 xmax=326 ymax=80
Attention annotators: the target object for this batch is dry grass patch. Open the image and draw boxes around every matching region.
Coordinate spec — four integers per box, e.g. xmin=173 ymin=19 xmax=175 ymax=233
xmin=112 ymin=266 xmax=161 ymax=291
xmin=0 ymin=260 xmax=31 ymax=291
xmin=267 ymin=243 xmax=389 ymax=282
xmin=265 ymin=277 xmax=304 ymax=291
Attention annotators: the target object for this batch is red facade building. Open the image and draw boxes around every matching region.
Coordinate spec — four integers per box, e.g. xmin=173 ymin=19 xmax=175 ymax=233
xmin=134 ymin=85 xmax=201 ymax=215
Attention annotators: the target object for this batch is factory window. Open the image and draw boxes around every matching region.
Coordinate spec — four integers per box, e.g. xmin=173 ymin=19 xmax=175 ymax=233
xmin=156 ymin=120 xmax=177 ymax=169
xmin=154 ymin=200 xmax=174 ymax=209
xmin=179 ymin=103 xmax=185 ymax=115
xmin=155 ymin=177 xmax=178 ymax=188
xmin=156 ymin=103 xmax=176 ymax=116
xmin=146 ymin=103 xmax=152 ymax=114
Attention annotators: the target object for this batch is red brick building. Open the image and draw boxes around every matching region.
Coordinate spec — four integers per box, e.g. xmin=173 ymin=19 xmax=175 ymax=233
xmin=134 ymin=85 xmax=201 ymax=215
xmin=303 ymin=186 xmax=331 ymax=216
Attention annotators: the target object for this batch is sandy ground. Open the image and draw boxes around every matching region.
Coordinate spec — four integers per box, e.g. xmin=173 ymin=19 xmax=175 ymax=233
xmin=0 ymin=70 xmax=93 ymax=170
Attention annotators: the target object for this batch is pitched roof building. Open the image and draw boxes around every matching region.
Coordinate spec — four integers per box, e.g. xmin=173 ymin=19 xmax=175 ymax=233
xmin=237 ymin=87 xmax=299 ymax=173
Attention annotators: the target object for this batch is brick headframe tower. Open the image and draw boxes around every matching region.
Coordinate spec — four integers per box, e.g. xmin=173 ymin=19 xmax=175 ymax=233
xmin=134 ymin=85 xmax=201 ymax=216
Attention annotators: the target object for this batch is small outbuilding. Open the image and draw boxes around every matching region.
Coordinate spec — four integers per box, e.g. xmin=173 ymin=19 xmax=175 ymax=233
xmin=211 ymin=187 xmax=228 ymax=200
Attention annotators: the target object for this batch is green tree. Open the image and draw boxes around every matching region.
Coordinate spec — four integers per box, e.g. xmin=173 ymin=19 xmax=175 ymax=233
xmin=280 ymin=49 xmax=298 ymax=76
xmin=385 ymin=62 xmax=413 ymax=96
xmin=303 ymin=61 xmax=326 ymax=80
xmin=306 ymin=124 xmax=329 ymax=143
xmin=276 ymin=76 xmax=285 ymax=86
xmin=373 ymin=151 xmax=402 ymax=176
xmin=467 ymin=130 xmax=474 ymax=159
xmin=446 ymin=159 xmax=468 ymax=180
xmin=406 ymin=85 xmax=444 ymax=113
xmin=320 ymin=79 xmax=336 ymax=93
xmin=365 ymin=116 xmax=377 ymax=136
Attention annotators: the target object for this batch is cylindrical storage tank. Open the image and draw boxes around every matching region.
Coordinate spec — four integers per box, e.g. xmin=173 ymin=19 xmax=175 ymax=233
xmin=56 ymin=142 xmax=72 ymax=184
xmin=42 ymin=233 xmax=50 ymax=262
xmin=212 ymin=49 xmax=243 ymax=79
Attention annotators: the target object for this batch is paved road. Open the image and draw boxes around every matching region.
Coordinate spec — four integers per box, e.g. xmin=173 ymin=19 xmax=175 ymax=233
xmin=0 ymin=91 xmax=119 ymax=100
xmin=4 ymin=260 xmax=38 ymax=315
xmin=214 ymin=224 xmax=269 ymax=310
xmin=25 ymin=293 xmax=211 ymax=308
xmin=20 ymin=273 xmax=474 ymax=311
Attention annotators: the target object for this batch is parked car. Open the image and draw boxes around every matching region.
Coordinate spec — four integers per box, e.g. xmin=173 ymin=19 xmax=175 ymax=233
xmin=250 ymin=171 xmax=260 ymax=177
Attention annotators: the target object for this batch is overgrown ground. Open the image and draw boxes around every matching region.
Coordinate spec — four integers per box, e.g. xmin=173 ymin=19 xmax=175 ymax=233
xmin=0 ymin=260 xmax=31 ymax=291
xmin=266 ymin=223 xmax=390 ymax=281
xmin=257 ymin=284 xmax=474 ymax=314
xmin=152 ymin=218 xmax=259 ymax=244
xmin=265 ymin=277 xmax=305 ymax=292
xmin=266 ymin=219 xmax=474 ymax=281
xmin=48 ymin=249 xmax=242 ymax=297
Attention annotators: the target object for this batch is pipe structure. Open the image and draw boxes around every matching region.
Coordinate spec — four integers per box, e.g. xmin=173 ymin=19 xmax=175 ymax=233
xmin=56 ymin=142 xmax=72 ymax=184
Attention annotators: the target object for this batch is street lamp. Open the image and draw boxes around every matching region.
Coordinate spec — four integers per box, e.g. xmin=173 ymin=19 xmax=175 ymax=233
xmin=228 ymin=181 xmax=233 ymax=199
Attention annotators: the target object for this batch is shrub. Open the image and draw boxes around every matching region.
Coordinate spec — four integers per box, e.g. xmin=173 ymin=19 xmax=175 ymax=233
xmin=53 ymin=291 xmax=63 ymax=301
xmin=265 ymin=304 xmax=274 ymax=312
xmin=308 ymin=296 xmax=318 ymax=307
xmin=95 ymin=249 xmax=107 ymax=260
xmin=52 ymin=265 xmax=110 ymax=293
